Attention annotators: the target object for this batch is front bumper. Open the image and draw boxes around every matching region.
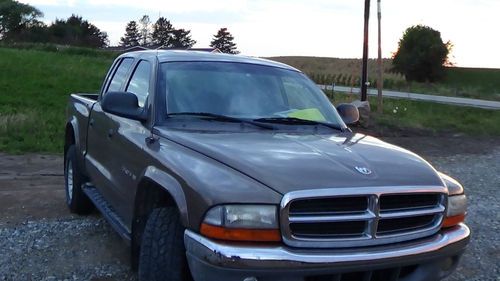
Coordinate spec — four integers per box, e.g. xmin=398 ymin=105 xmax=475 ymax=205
xmin=184 ymin=223 xmax=470 ymax=281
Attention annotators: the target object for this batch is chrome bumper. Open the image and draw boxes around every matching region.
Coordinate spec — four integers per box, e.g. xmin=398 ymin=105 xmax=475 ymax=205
xmin=184 ymin=224 xmax=470 ymax=281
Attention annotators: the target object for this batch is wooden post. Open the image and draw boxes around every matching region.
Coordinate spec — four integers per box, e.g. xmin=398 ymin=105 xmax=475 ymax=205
xmin=377 ymin=0 xmax=383 ymax=114
xmin=361 ymin=0 xmax=371 ymax=101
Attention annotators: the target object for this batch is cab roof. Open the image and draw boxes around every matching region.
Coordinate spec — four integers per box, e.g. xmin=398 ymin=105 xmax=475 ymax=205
xmin=117 ymin=50 xmax=300 ymax=72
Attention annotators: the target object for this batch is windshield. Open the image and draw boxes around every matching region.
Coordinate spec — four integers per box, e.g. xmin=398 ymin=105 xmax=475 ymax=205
xmin=159 ymin=61 xmax=345 ymax=126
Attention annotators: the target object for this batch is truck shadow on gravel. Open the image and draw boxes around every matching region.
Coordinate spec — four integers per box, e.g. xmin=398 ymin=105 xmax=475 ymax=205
xmin=0 ymin=136 xmax=498 ymax=281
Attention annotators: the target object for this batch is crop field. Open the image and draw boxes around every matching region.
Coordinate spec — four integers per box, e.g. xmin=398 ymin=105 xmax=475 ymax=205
xmin=269 ymin=56 xmax=500 ymax=101
xmin=1 ymin=46 xmax=499 ymax=153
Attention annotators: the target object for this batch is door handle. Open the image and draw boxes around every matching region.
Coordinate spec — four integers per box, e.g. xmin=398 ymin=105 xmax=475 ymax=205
xmin=107 ymin=129 xmax=114 ymax=138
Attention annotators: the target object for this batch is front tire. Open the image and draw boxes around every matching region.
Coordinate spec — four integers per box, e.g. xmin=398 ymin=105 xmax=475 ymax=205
xmin=64 ymin=145 xmax=93 ymax=214
xmin=138 ymin=207 xmax=191 ymax=281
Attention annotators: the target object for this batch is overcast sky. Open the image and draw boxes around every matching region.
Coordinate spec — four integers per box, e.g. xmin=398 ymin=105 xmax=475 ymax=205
xmin=20 ymin=0 xmax=500 ymax=68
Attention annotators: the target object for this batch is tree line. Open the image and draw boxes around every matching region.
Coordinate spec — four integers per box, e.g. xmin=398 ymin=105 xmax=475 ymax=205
xmin=2 ymin=1 xmax=450 ymax=81
xmin=0 ymin=1 xmax=109 ymax=48
xmin=0 ymin=0 xmax=239 ymax=54
xmin=119 ymin=15 xmax=238 ymax=54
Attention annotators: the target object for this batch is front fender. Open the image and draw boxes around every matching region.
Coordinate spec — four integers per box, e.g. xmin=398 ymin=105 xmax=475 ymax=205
xmin=141 ymin=166 xmax=189 ymax=226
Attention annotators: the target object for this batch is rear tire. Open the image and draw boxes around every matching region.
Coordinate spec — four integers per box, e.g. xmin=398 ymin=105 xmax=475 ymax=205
xmin=138 ymin=207 xmax=191 ymax=281
xmin=64 ymin=145 xmax=93 ymax=214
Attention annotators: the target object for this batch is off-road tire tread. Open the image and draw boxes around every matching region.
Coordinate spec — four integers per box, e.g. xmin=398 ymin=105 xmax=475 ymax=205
xmin=138 ymin=207 xmax=190 ymax=281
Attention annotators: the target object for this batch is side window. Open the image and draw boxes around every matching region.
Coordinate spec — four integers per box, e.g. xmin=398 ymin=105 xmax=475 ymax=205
xmin=126 ymin=61 xmax=151 ymax=108
xmin=107 ymin=58 xmax=134 ymax=93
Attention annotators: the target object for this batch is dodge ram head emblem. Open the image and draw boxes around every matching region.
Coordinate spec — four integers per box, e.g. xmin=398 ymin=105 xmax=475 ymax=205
xmin=355 ymin=166 xmax=372 ymax=175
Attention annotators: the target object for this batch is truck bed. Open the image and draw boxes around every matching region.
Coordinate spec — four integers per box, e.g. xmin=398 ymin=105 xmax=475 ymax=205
xmin=66 ymin=93 xmax=99 ymax=157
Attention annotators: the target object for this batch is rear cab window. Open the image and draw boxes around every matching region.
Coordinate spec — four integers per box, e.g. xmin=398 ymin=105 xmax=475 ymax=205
xmin=106 ymin=58 xmax=134 ymax=93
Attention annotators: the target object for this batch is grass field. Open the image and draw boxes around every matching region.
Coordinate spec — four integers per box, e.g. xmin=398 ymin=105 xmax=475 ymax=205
xmin=326 ymin=91 xmax=500 ymax=136
xmin=0 ymin=46 xmax=499 ymax=153
xmin=269 ymin=56 xmax=500 ymax=101
xmin=0 ymin=47 xmax=112 ymax=153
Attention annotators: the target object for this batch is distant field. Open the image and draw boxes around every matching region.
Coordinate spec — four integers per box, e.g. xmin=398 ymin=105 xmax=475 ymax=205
xmin=268 ymin=56 xmax=500 ymax=101
xmin=0 ymin=46 xmax=499 ymax=154
xmin=326 ymin=91 xmax=500 ymax=136
xmin=0 ymin=47 xmax=112 ymax=153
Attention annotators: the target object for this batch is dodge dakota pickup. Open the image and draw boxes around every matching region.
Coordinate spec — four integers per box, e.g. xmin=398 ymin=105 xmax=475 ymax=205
xmin=65 ymin=50 xmax=470 ymax=281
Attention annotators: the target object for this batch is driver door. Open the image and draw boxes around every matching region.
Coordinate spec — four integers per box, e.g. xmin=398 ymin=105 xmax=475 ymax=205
xmin=85 ymin=57 xmax=135 ymax=218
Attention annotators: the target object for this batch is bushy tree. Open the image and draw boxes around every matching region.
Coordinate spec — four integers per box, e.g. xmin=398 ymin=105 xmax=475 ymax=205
xmin=170 ymin=28 xmax=196 ymax=48
xmin=12 ymin=21 xmax=48 ymax=42
xmin=0 ymin=0 xmax=42 ymax=40
xmin=210 ymin=28 xmax=238 ymax=54
xmin=120 ymin=20 xmax=140 ymax=47
xmin=392 ymin=25 xmax=451 ymax=82
xmin=138 ymin=15 xmax=151 ymax=46
xmin=151 ymin=17 xmax=173 ymax=47
xmin=0 ymin=3 xmax=108 ymax=48
xmin=48 ymin=15 xmax=108 ymax=48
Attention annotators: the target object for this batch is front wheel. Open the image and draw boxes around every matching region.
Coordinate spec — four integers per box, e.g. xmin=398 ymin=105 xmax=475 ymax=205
xmin=138 ymin=207 xmax=192 ymax=281
xmin=64 ymin=145 xmax=93 ymax=214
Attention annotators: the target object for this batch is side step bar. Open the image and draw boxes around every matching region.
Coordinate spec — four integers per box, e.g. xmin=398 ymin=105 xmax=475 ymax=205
xmin=83 ymin=184 xmax=132 ymax=244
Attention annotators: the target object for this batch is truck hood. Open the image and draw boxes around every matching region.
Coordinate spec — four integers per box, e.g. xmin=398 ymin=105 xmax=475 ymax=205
xmin=156 ymin=128 xmax=443 ymax=195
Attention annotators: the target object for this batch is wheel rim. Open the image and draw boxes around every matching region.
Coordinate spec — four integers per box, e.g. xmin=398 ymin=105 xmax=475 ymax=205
xmin=66 ymin=160 xmax=74 ymax=202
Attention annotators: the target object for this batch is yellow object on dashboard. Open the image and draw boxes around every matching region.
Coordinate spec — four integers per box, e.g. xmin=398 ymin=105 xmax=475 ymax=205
xmin=288 ymin=108 xmax=326 ymax=122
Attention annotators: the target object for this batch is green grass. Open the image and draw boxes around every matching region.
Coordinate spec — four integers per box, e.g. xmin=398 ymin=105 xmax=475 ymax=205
xmin=0 ymin=47 xmax=113 ymax=153
xmin=328 ymin=92 xmax=500 ymax=136
xmin=268 ymin=56 xmax=500 ymax=101
xmin=0 ymin=46 xmax=499 ymax=154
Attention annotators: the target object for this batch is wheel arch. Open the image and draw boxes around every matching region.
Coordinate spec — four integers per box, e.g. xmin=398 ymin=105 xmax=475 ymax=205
xmin=131 ymin=167 xmax=188 ymax=269
xmin=64 ymin=117 xmax=81 ymax=160
xmin=64 ymin=122 xmax=76 ymax=158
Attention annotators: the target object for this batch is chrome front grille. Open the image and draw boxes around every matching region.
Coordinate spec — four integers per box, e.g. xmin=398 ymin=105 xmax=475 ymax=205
xmin=280 ymin=186 xmax=447 ymax=248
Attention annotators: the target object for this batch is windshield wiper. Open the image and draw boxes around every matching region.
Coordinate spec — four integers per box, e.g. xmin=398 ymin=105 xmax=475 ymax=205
xmin=167 ymin=112 xmax=275 ymax=130
xmin=253 ymin=117 xmax=346 ymax=132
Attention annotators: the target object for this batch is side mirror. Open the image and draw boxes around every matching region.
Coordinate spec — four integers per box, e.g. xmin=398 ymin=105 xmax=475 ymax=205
xmin=337 ymin=103 xmax=360 ymax=125
xmin=101 ymin=91 xmax=147 ymax=121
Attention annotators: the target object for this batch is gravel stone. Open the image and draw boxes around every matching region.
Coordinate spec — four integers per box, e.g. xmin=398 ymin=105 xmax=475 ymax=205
xmin=0 ymin=218 xmax=136 ymax=281
xmin=431 ymin=148 xmax=500 ymax=281
xmin=0 ymin=142 xmax=498 ymax=280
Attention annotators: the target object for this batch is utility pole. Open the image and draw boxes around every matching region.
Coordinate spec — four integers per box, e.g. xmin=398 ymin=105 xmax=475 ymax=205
xmin=377 ymin=0 xmax=383 ymax=114
xmin=360 ymin=0 xmax=371 ymax=101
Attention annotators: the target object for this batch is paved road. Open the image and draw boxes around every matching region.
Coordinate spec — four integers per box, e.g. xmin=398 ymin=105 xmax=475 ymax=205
xmin=319 ymin=85 xmax=500 ymax=110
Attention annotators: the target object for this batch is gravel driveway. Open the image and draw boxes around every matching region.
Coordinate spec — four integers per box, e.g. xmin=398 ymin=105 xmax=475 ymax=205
xmin=0 ymin=137 xmax=498 ymax=281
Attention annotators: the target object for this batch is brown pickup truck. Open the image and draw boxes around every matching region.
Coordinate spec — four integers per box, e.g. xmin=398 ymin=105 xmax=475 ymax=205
xmin=64 ymin=50 xmax=469 ymax=281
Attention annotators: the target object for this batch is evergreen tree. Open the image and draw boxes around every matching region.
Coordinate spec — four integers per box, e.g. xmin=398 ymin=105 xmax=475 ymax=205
xmin=151 ymin=17 xmax=173 ymax=47
xmin=119 ymin=20 xmax=140 ymax=47
xmin=170 ymin=28 xmax=196 ymax=48
xmin=138 ymin=15 xmax=151 ymax=46
xmin=210 ymin=28 xmax=238 ymax=54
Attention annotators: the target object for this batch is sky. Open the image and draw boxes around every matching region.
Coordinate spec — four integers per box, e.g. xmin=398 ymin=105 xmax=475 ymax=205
xmin=19 ymin=0 xmax=500 ymax=68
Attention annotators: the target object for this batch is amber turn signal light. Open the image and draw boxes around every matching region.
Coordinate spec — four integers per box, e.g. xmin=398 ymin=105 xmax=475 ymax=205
xmin=200 ymin=223 xmax=281 ymax=242
xmin=442 ymin=214 xmax=466 ymax=228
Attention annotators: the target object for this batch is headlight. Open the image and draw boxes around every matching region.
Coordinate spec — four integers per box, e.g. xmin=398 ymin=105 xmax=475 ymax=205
xmin=447 ymin=195 xmax=467 ymax=218
xmin=200 ymin=205 xmax=281 ymax=242
xmin=438 ymin=172 xmax=464 ymax=195
xmin=439 ymin=172 xmax=467 ymax=228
